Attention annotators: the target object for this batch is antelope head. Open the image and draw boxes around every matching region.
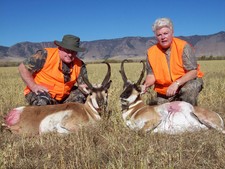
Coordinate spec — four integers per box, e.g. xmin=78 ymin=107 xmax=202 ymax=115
xmin=119 ymin=59 xmax=145 ymax=110
xmin=81 ymin=61 xmax=112 ymax=116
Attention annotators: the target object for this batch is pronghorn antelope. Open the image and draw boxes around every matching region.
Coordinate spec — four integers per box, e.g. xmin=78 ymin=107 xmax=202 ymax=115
xmin=3 ymin=62 xmax=112 ymax=135
xmin=119 ymin=59 xmax=225 ymax=134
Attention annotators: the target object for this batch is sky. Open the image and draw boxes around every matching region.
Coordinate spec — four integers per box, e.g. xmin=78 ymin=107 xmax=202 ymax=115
xmin=1 ymin=0 xmax=225 ymax=47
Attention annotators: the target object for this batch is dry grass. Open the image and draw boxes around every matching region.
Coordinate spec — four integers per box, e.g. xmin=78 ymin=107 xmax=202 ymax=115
xmin=1 ymin=60 xmax=225 ymax=169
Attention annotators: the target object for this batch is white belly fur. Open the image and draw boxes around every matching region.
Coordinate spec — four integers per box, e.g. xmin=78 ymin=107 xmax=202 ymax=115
xmin=153 ymin=101 xmax=207 ymax=134
xmin=39 ymin=110 xmax=73 ymax=134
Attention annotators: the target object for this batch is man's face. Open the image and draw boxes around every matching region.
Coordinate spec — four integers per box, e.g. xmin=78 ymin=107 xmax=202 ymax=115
xmin=59 ymin=47 xmax=77 ymax=64
xmin=155 ymin=27 xmax=173 ymax=49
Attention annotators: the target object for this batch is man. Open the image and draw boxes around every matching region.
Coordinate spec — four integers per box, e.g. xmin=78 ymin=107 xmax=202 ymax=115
xmin=18 ymin=34 xmax=88 ymax=106
xmin=143 ymin=18 xmax=204 ymax=106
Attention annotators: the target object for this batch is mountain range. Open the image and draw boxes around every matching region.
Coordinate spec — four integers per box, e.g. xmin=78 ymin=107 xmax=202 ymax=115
xmin=0 ymin=31 xmax=225 ymax=62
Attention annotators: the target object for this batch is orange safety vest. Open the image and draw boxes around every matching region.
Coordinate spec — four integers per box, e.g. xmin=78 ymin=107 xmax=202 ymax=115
xmin=24 ymin=48 xmax=82 ymax=101
xmin=147 ymin=37 xmax=204 ymax=95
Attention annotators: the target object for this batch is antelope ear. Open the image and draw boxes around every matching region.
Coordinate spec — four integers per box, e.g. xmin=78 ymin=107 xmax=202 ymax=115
xmin=78 ymin=84 xmax=90 ymax=95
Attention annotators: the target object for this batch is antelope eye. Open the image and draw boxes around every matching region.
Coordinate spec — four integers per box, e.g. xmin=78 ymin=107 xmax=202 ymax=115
xmin=126 ymin=88 xmax=132 ymax=96
xmin=135 ymin=86 xmax=141 ymax=92
xmin=120 ymin=85 xmax=133 ymax=99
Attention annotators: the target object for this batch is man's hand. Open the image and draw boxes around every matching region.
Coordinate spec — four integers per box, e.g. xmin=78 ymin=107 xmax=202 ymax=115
xmin=142 ymin=74 xmax=156 ymax=94
xmin=30 ymin=84 xmax=48 ymax=95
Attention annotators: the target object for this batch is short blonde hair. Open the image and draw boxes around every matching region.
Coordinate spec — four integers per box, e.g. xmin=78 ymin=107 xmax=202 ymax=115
xmin=152 ymin=18 xmax=173 ymax=33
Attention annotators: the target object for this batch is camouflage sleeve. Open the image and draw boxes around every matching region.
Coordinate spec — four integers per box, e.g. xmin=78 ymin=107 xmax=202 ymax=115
xmin=77 ymin=61 xmax=88 ymax=85
xmin=146 ymin=55 xmax=153 ymax=75
xmin=23 ymin=49 xmax=47 ymax=74
xmin=182 ymin=44 xmax=198 ymax=71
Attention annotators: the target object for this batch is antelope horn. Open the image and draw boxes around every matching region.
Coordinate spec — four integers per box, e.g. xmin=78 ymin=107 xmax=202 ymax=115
xmin=101 ymin=61 xmax=111 ymax=87
xmin=81 ymin=64 xmax=93 ymax=90
xmin=119 ymin=59 xmax=129 ymax=83
xmin=136 ymin=60 xmax=145 ymax=85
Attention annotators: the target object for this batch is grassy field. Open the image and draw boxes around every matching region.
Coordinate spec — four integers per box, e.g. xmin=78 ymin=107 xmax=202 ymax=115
xmin=0 ymin=60 xmax=225 ymax=168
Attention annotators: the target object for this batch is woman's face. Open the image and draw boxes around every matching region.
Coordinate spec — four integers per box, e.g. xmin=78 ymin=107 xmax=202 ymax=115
xmin=155 ymin=27 xmax=173 ymax=49
xmin=59 ymin=47 xmax=77 ymax=64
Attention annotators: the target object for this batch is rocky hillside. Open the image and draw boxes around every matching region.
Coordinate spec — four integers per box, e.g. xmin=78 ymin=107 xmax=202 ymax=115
xmin=1 ymin=31 xmax=225 ymax=61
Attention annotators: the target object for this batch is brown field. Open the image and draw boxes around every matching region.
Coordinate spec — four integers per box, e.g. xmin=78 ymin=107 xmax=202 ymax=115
xmin=0 ymin=60 xmax=225 ymax=168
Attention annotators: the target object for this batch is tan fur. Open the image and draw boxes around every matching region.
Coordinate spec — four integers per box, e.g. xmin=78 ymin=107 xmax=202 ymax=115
xmin=122 ymin=100 xmax=162 ymax=132
xmin=138 ymin=107 xmax=162 ymax=133
xmin=193 ymin=106 xmax=224 ymax=131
